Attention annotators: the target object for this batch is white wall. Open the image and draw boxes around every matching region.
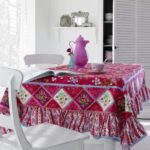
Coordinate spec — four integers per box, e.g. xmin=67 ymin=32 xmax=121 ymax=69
xmin=36 ymin=0 xmax=51 ymax=51
xmin=26 ymin=0 xmax=36 ymax=52
xmin=49 ymin=0 xmax=99 ymax=27
xmin=30 ymin=0 xmax=103 ymax=64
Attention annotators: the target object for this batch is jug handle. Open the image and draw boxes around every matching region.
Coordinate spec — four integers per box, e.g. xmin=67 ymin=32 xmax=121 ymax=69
xmin=69 ymin=41 xmax=75 ymax=50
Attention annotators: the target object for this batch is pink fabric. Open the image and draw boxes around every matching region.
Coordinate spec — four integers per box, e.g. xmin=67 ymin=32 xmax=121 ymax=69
xmin=0 ymin=63 xmax=150 ymax=150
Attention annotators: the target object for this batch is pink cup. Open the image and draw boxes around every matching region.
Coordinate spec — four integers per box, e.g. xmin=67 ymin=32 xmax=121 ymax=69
xmin=91 ymin=63 xmax=104 ymax=72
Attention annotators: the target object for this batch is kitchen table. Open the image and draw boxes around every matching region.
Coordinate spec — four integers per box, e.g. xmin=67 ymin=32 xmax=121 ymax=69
xmin=0 ymin=63 xmax=150 ymax=150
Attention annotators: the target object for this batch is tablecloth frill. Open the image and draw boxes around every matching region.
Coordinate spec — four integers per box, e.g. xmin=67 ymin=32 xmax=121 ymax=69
xmin=19 ymin=105 xmax=147 ymax=149
xmin=19 ymin=88 xmax=149 ymax=149
xmin=0 ymin=84 xmax=149 ymax=148
xmin=130 ymin=86 xmax=150 ymax=117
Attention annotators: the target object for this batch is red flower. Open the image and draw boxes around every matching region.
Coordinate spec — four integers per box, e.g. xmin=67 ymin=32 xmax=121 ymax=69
xmin=66 ymin=48 xmax=71 ymax=53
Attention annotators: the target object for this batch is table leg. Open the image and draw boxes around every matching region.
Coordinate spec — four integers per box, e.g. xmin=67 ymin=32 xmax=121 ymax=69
xmin=104 ymin=139 xmax=116 ymax=150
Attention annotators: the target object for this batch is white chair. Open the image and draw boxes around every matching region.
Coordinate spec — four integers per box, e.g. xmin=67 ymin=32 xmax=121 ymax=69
xmin=0 ymin=67 xmax=89 ymax=150
xmin=24 ymin=54 xmax=64 ymax=67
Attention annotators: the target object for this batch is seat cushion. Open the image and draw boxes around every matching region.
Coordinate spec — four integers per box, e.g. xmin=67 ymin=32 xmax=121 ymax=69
xmin=0 ymin=123 xmax=89 ymax=150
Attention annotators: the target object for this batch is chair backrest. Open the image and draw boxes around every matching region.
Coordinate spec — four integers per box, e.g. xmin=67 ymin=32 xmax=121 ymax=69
xmin=24 ymin=54 xmax=64 ymax=67
xmin=0 ymin=67 xmax=33 ymax=150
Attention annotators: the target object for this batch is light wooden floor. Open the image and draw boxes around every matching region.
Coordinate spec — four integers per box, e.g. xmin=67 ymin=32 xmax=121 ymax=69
xmin=84 ymin=120 xmax=150 ymax=150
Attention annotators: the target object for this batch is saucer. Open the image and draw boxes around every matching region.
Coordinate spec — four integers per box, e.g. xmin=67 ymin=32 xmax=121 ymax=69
xmin=87 ymin=70 xmax=105 ymax=75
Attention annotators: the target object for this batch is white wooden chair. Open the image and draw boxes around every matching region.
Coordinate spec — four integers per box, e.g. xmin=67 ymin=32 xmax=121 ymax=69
xmin=24 ymin=54 xmax=64 ymax=67
xmin=0 ymin=67 xmax=89 ymax=150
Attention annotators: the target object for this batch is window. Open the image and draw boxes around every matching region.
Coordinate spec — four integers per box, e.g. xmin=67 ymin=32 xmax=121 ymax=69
xmin=0 ymin=0 xmax=29 ymax=69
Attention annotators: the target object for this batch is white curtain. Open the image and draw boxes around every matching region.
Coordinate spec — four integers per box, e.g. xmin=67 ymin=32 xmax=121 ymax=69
xmin=0 ymin=0 xmax=29 ymax=69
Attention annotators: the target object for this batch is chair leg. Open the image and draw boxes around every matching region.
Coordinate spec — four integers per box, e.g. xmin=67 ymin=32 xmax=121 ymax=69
xmin=104 ymin=139 xmax=116 ymax=150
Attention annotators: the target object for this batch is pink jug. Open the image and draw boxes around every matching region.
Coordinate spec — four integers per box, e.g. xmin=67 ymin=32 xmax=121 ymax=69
xmin=69 ymin=35 xmax=89 ymax=68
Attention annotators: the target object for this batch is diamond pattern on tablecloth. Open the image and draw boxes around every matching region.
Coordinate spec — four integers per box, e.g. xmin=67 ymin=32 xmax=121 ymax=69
xmin=97 ymin=90 xmax=114 ymax=111
xmin=53 ymin=89 xmax=72 ymax=109
xmin=0 ymin=89 xmax=9 ymax=107
xmin=43 ymin=85 xmax=60 ymax=97
xmin=26 ymin=97 xmax=42 ymax=107
xmin=87 ymin=102 xmax=103 ymax=111
xmin=17 ymin=86 xmax=32 ymax=104
xmin=125 ymin=94 xmax=132 ymax=112
xmin=86 ymin=88 xmax=106 ymax=99
xmin=33 ymin=87 xmax=51 ymax=106
xmin=65 ymin=101 xmax=82 ymax=110
xmin=46 ymin=99 xmax=61 ymax=109
xmin=22 ymin=84 xmax=40 ymax=95
xmin=75 ymin=90 xmax=94 ymax=110
xmin=63 ymin=87 xmax=82 ymax=98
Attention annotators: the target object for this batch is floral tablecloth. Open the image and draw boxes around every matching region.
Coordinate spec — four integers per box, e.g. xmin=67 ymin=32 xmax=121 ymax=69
xmin=0 ymin=64 xmax=150 ymax=150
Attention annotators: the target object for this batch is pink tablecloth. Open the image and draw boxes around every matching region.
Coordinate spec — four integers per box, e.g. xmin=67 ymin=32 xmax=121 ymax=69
xmin=0 ymin=64 xmax=150 ymax=150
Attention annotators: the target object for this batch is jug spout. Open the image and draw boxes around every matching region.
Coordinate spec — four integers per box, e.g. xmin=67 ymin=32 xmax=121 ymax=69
xmin=84 ymin=40 xmax=89 ymax=45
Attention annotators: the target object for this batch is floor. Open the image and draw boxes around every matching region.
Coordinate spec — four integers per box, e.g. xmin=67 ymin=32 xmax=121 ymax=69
xmin=84 ymin=120 xmax=150 ymax=150
xmin=138 ymin=101 xmax=150 ymax=119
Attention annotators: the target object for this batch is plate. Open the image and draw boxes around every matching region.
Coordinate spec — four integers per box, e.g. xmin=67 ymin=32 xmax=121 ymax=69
xmin=87 ymin=70 xmax=105 ymax=75
xmin=60 ymin=15 xmax=71 ymax=27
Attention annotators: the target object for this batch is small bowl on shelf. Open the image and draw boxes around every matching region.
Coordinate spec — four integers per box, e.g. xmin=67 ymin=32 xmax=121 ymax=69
xmin=105 ymin=13 xmax=113 ymax=21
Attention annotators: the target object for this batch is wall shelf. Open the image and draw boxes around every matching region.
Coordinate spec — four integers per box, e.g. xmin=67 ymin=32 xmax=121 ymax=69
xmin=104 ymin=21 xmax=112 ymax=23
xmin=104 ymin=45 xmax=112 ymax=47
xmin=51 ymin=26 xmax=97 ymax=43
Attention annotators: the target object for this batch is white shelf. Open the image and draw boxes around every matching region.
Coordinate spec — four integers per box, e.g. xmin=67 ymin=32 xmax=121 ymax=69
xmin=51 ymin=26 xmax=97 ymax=43
xmin=104 ymin=21 xmax=113 ymax=23
xmin=104 ymin=45 xmax=112 ymax=47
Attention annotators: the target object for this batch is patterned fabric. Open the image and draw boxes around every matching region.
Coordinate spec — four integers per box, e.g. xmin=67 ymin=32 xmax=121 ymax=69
xmin=0 ymin=64 xmax=150 ymax=150
xmin=97 ymin=90 xmax=114 ymax=111
xmin=53 ymin=89 xmax=73 ymax=108
xmin=18 ymin=87 xmax=32 ymax=104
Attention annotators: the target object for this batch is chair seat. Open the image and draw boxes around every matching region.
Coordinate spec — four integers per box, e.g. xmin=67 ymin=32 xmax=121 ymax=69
xmin=0 ymin=123 xmax=89 ymax=150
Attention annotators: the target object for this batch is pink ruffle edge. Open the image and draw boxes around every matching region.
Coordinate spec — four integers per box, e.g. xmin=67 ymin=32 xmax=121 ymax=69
xmin=20 ymin=106 xmax=147 ymax=149
xmin=130 ymin=86 xmax=150 ymax=116
xmin=0 ymin=86 xmax=150 ymax=149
